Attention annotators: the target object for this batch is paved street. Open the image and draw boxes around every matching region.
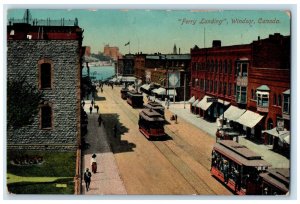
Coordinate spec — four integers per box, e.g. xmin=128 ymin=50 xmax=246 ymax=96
xmin=80 ymin=85 xmax=289 ymax=195
xmin=81 ymin=85 xmax=231 ymax=195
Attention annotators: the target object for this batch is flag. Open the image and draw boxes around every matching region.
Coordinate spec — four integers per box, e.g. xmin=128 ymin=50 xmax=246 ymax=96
xmin=124 ymin=41 xmax=130 ymax=46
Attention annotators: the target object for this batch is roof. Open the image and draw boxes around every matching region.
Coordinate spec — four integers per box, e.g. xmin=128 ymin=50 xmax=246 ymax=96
xmin=166 ymin=89 xmax=177 ymax=96
xmin=121 ymin=76 xmax=136 ymax=82
xmin=140 ymin=84 xmax=151 ymax=91
xmin=236 ymin=110 xmax=264 ymax=128
xmin=146 ymin=54 xmax=191 ymax=60
xmin=127 ymin=91 xmax=143 ymax=97
xmin=144 ymin=102 xmax=164 ymax=110
xmin=139 ymin=109 xmax=165 ymax=121
xmin=257 ymin=85 xmax=270 ymax=91
xmin=214 ymin=140 xmax=271 ymax=167
xmin=152 ymin=87 xmax=166 ymax=95
xmin=260 ymin=168 xmax=290 ymax=193
xmin=221 ymin=105 xmax=246 ymax=121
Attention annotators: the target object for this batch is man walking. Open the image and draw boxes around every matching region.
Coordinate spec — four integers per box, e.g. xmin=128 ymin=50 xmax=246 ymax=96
xmin=89 ymin=105 xmax=93 ymax=114
xmin=83 ymin=168 xmax=92 ymax=192
xmin=98 ymin=114 xmax=102 ymax=127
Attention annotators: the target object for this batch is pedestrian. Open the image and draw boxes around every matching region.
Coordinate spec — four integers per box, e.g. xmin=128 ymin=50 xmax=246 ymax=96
xmin=83 ymin=168 xmax=92 ymax=192
xmin=91 ymin=154 xmax=97 ymax=173
xmin=113 ymin=124 xmax=117 ymax=138
xmin=89 ymin=105 xmax=93 ymax=114
xmin=82 ymin=100 xmax=85 ymax=107
xmin=111 ymin=84 xmax=114 ymax=90
xmin=91 ymin=99 xmax=94 ymax=107
xmin=223 ymin=160 xmax=229 ymax=184
xmin=174 ymin=114 xmax=178 ymax=124
xmin=101 ymin=87 xmax=103 ymax=93
xmin=97 ymin=114 xmax=102 ymax=127
xmin=95 ymin=105 xmax=99 ymax=113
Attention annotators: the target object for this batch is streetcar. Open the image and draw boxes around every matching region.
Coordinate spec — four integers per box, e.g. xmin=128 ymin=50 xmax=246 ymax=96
xmin=138 ymin=109 xmax=166 ymax=139
xmin=120 ymin=88 xmax=129 ymax=100
xmin=144 ymin=101 xmax=165 ymax=118
xmin=211 ymin=140 xmax=271 ymax=195
xmin=126 ymin=91 xmax=144 ymax=108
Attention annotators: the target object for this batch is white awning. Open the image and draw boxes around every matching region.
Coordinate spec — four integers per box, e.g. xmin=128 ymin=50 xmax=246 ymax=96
xmin=166 ymin=89 xmax=177 ymax=96
xmin=221 ymin=106 xmax=246 ymax=121
xmin=236 ymin=110 xmax=264 ymax=128
xmin=192 ymin=99 xmax=199 ymax=107
xmin=262 ymin=128 xmax=290 ymax=144
xmin=152 ymin=87 xmax=166 ymax=95
xmin=218 ymin=99 xmax=230 ymax=106
xmin=188 ymin=96 xmax=196 ymax=104
xmin=141 ymin=84 xmax=151 ymax=91
xmin=196 ymin=95 xmax=213 ymax=111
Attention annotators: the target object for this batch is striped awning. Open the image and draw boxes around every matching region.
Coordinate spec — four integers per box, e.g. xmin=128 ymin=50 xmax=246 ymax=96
xmin=196 ymin=96 xmax=213 ymax=111
xmin=188 ymin=96 xmax=196 ymax=104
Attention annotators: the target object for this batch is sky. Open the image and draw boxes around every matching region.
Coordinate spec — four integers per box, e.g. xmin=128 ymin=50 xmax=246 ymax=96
xmin=7 ymin=9 xmax=290 ymax=55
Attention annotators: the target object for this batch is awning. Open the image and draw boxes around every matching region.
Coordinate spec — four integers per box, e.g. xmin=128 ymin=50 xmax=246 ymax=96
xmin=262 ymin=128 xmax=290 ymax=144
xmin=221 ymin=106 xmax=246 ymax=121
xmin=188 ymin=96 xmax=196 ymax=104
xmin=217 ymin=99 xmax=230 ymax=106
xmin=154 ymin=87 xmax=166 ymax=95
xmin=236 ymin=110 xmax=264 ymax=128
xmin=196 ymin=95 xmax=213 ymax=111
xmin=192 ymin=99 xmax=199 ymax=107
xmin=166 ymin=89 xmax=177 ymax=96
xmin=283 ymin=89 xmax=290 ymax=95
xmin=141 ymin=84 xmax=151 ymax=91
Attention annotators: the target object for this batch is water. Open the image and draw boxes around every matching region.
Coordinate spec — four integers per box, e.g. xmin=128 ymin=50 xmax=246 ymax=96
xmin=82 ymin=66 xmax=115 ymax=81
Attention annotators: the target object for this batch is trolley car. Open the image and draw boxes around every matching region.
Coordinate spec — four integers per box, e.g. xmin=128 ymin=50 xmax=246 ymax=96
xmin=211 ymin=140 xmax=270 ymax=195
xmin=120 ymin=88 xmax=129 ymax=100
xmin=126 ymin=91 xmax=144 ymax=108
xmin=144 ymin=101 xmax=165 ymax=118
xmin=138 ymin=109 xmax=166 ymax=139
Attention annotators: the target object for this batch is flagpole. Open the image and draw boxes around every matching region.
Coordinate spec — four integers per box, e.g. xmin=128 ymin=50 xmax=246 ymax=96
xmin=129 ymin=41 xmax=131 ymax=54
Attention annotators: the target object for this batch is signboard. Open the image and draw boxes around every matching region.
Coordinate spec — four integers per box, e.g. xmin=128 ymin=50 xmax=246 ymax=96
xmin=168 ymin=71 xmax=180 ymax=88
xmin=207 ymin=97 xmax=218 ymax=103
xmin=277 ymin=117 xmax=284 ymax=131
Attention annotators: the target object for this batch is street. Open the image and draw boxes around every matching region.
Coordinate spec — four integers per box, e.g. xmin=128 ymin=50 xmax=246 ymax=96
xmin=82 ymin=85 xmax=232 ymax=195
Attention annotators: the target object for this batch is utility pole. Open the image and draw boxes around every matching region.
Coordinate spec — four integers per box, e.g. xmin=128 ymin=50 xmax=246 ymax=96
xmin=184 ymin=72 xmax=186 ymax=109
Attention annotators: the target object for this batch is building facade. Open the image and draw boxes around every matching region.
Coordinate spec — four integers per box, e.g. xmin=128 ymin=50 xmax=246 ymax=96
xmin=103 ymin=44 xmax=121 ymax=61
xmin=190 ymin=33 xmax=290 ymax=143
xmin=7 ymin=21 xmax=84 ymax=151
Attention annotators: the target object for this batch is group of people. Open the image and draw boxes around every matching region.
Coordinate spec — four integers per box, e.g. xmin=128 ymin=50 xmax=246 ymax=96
xmin=83 ymin=153 xmax=98 ymax=192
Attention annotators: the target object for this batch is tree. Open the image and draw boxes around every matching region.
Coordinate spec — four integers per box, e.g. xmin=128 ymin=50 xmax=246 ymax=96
xmin=7 ymin=77 xmax=44 ymax=129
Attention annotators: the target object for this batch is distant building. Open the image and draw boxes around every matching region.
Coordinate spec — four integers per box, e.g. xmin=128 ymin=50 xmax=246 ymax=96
xmin=117 ymin=54 xmax=135 ymax=76
xmin=7 ymin=17 xmax=84 ymax=151
xmin=134 ymin=53 xmax=191 ymax=101
xmin=103 ymin=44 xmax=121 ymax=61
xmin=85 ymin=46 xmax=91 ymax=57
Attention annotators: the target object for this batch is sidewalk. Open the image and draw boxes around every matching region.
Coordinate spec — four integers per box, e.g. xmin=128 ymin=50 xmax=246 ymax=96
xmin=149 ymin=96 xmax=290 ymax=169
xmin=81 ymin=101 xmax=127 ymax=195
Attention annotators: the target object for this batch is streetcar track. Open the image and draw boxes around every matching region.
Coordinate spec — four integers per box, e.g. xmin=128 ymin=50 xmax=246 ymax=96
xmin=102 ymin=87 xmax=230 ymax=195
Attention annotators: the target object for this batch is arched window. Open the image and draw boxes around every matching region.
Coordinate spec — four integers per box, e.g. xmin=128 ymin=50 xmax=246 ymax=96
xmin=228 ymin=60 xmax=232 ymax=74
xmin=224 ymin=60 xmax=227 ymax=74
xmin=278 ymin=94 xmax=282 ymax=107
xmin=219 ymin=60 xmax=222 ymax=73
xmin=38 ymin=58 xmax=53 ymax=90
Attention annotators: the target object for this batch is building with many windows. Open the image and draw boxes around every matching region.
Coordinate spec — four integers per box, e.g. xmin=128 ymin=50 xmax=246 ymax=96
xmin=7 ymin=18 xmax=84 ymax=151
xmin=189 ymin=33 xmax=290 ymax=144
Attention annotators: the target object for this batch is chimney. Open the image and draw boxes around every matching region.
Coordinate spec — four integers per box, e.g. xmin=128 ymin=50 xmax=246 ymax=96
xmin=212 ymin=40 xmax=221 ymax=48
xmin=258 ymin=36 xmax=260 ymax=40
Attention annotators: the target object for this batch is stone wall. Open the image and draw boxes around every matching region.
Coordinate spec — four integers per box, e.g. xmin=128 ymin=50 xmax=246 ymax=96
xmin=7 ymin=40 xmax=81 ymax=151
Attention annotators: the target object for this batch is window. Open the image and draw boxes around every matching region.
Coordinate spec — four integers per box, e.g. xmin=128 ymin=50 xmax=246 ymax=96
xmin=278 ymin=94 xmax=282 ymax=107
xmin=214 ymin=81 xmax=218 ymax=93
xmin=219 ymin=60 xmax=222 ymax=73
xmin=215 ymin=60 xmax=218 ymax=72
xmin=219 ymin=82 xmax=222 ymax=94
xmin=40 ymin=105 xmax=52 ymax=129
xmin=236 ymin=61 xmax=249 ymax=77
xmin=283 ymin=94 xmax=290 ymax=114
xmin=228 ymin=60 xmax=232 ymax=74
xmin=224 ymin=83 xmax=227 ymax=96
xmin=228 ymin=83 xmax=232 ymax=96
xmin=210 ymin=80 xmax=213 ymax=92
xmin=257 ymin=92 xmax=269 ymax=107
xmin=224 ymin=60 xmax=227 ymax=74
xmin=200 ymin=79 xmax=204 ymax=90
xmin=236 ymin=86 xmax=247 ymax=104
xmin=38 ymin=59 xmax=53 ymax=90
xmin=273 ymin=94 xmax=277 ymax=105
xmin=251 ymin=89 xmax=254 ymax=99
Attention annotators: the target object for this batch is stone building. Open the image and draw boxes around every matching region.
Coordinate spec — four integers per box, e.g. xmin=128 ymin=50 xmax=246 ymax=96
xmin=7 ymin=20 xmax=84 ymax=151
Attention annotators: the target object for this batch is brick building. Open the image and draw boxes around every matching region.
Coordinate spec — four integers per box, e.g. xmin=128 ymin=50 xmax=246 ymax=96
xmin=135 ymin=53 xmax=191 ymax=101
xmin=117 ymin=54 xmax=135 ymax=76
xmin=103 ymin=44 xmax=121 ymax=61
xmin=84 ymin=46 xmax=91 ymax=57
xmin=7 ymin=19 xmax=84 ymax=151
xmin=190 ymin=33 xmax=290 ymax=144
